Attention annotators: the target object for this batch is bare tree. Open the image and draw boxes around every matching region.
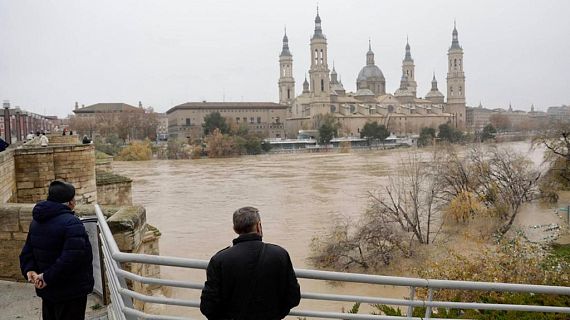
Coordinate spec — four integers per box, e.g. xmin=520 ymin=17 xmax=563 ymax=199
xmin=368 ymin=151 xmax=446 ymax=245
xmin=533 ymin=119 xmax=570 ymax=183
xmin=437 ymin=145 xmax=539 ymax=236
xmin=310 ymin=151 xmax=446 ymax=270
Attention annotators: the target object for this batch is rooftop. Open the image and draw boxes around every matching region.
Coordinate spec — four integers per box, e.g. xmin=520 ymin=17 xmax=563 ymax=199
xmin=166 ymin=101 xmax=287 ymax=114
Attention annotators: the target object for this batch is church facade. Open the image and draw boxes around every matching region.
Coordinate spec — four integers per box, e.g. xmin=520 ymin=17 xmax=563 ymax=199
xmin=280 ymin=10 xmax=466 ymax=138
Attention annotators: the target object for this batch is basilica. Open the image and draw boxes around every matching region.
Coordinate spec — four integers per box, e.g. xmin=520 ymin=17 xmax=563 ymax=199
xmin=279 ymin=10 xmax=466 ymax=137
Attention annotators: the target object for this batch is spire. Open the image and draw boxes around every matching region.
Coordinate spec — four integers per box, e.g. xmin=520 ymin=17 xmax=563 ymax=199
xmin=280 ymin=27 xmax=291 ymax=57
xmin=303 ymin=75 xmax=310 ymax=92
xmin=331 ymin=61 xmax=338 ymax=84
xmin=312 ymin=6 xmax=325 ymax=39
xmin=508 ymin=102 xmax=513 ymax=112
xmin=531 ymin=104 xmax=535 ymax=112
xmin=478 ymin=101 xmax=483 ymax=108
xmin=366 ymin=39 xmax=375 ymax=65
xmin=451 ymin=20 xmax=461 ymax=49
xmin=404 ymin=36 xmax=413 ymax=61
xmin=431 ymin=73 xmax=438 ymax=91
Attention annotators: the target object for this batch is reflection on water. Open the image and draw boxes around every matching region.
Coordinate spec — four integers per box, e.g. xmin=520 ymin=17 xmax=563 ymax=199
xmin=112 ymin=141 xmax=560 ymax=317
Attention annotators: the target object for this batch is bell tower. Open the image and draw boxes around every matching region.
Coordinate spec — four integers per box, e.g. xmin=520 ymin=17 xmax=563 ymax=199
xmin=446 ymin=21 xmax=466 ymax=129
xmin=308 ymin=7 xmax=330 ymax=97
xmin=278 ymin=28 xmax=295 ymax=105
xmin=402 ymin=38 xmax=417 ymax=98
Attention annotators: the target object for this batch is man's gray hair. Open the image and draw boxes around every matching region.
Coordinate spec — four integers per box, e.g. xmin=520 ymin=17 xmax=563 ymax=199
xmin=233 ymin=206 xmax=261 ymax=234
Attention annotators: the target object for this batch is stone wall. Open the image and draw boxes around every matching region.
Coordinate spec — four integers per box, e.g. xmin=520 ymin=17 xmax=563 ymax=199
xmin=14 ymin=145 xmax=96 ymax=204
xmin=0 ymin=149 xmax=16 ymax=204
xmin=46 ymin=134 xmax=79 ymax=145
xmin=0 ymin=203 xmax=161 ymax=312
xmin=0 ymin=204 xmax=33 ymax=280
xmin=96 ymin=172 xmax=132 ymax=206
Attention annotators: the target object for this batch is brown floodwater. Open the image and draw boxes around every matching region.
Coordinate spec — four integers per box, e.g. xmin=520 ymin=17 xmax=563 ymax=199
xmin=112 ymin=141 xmax=566 ymax=318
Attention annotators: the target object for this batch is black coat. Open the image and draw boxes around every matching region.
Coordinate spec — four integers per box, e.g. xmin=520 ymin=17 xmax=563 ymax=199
xmin=200 ymin=233 xmax=301 ymax=320
xmin=19 ymin=201 xmax=94 ymax=303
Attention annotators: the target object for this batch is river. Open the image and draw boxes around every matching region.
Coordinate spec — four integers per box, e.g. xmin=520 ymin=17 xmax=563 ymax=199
xmin=112 ymin=141 xmax=565 ymax=317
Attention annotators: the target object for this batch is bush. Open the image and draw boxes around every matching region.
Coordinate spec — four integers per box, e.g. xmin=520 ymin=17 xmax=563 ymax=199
xmin=115 ymin=140 xmax=152 ymax=161
xmin=94 ymin=134 xmax=124 ymax=156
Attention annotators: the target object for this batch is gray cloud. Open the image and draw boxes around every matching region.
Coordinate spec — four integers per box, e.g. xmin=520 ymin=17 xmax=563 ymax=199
xmin=1 ymin=0 xmax=569 ymax=117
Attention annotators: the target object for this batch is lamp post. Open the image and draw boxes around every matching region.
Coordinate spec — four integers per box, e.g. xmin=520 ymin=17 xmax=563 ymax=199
xmin=15 ymin=108 xmax=21 ymax=142
xmin=3 ymin=101 xmax=11 ymax=143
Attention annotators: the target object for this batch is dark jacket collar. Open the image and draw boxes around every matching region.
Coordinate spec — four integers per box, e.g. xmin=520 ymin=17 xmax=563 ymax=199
xmin=233 ymin=233 xmax=262 ymax=245
xmin=32 ymin=200 xmax=74 ymax=223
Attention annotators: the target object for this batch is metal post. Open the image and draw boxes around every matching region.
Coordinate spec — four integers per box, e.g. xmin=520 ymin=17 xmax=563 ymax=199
xmin=407 ymin=286 xmax=415 ymax=318
xmin=424 ymin=288 xmax=433 ymax=319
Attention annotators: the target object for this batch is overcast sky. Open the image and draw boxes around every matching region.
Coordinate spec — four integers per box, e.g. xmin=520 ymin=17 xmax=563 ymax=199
xmin=1 ymin=0 xmax=569 ymax=117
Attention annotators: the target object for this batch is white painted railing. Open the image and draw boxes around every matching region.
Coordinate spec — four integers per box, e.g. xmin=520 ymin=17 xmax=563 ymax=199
xmin=94 ymin=204 xmax=570 ymax=320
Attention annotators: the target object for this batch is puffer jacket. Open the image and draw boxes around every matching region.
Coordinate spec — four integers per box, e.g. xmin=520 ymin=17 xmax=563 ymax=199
xmin=19 ymin=200 xmax=94 ymax=303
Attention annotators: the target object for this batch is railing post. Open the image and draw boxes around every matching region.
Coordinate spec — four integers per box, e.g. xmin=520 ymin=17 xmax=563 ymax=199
xmin=407 ymin=286 xmax=415 ymax=319
xmin=424 ymin=288 xmax=434 ymax=319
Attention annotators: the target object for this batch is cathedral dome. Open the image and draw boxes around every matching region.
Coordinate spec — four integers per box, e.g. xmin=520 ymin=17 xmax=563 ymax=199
xmin=357 ymin=65 xmax=385 ymax=82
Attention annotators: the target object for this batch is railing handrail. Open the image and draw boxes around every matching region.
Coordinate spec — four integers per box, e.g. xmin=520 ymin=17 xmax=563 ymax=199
xmin=93 ymin=204 xmax=570 ymax=320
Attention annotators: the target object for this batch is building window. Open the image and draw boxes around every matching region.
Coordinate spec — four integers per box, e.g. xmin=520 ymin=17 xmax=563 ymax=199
xmin=236 ymin=117 xmax=240 ymax=123
xmin=243 ymin=117 xmax=247 ymax=123
xmin=330 ymin=105 xmax=336 ymax=113
xmin=185 ymin=118 xmax=191 ymax=126
xmin=257 ymin=117 xmax=261 ymax=124
xmin=321 ymin=79 xmax=324 ymax=92
xmin=275 ymin=117 xmax=280 ymax=124
xmin=287 ymin=89 xmax=290 ymax=100
xmin=250 ymin=117 xmax=254 ymax=124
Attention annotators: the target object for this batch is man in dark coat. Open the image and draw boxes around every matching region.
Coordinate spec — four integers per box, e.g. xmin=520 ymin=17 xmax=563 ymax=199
xmin=200 ymin=206 xmax=301 ymax=320
xmin=20 ymin=180 xmax=94 ymax=320
xmin=0 ymin=136 xmax=8 ymax=152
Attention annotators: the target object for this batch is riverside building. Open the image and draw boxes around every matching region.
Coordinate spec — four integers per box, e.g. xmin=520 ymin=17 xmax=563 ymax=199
xmin=166 ymin=102 xmax=287 ymax=140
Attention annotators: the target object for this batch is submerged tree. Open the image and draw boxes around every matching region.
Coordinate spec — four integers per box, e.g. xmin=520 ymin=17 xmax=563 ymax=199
xmin=533 ymin=119 xmax=570 ymax=184
xmin=311 ymin=146 xmax=540 ymax=271
xmin=311 ymin=151 xmax=446 ymax=270
xmin=437 ymin=146 xmax=539 ymax=236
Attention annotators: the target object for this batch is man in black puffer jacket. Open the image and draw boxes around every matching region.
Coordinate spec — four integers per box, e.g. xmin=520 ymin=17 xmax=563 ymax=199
xmin=20 ymin=180 xmax=94 ymax=320
xmin=200 ymin=206 xmax=301 ymax=320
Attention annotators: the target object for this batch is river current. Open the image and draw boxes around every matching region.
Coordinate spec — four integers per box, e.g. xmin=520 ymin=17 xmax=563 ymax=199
xmin=112 ymin=141 xmax=563 ymax=317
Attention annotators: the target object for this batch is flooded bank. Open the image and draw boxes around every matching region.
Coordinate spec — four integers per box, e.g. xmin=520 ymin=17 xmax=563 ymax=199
xmin=112 ymin=141 xmax=566 ymax=317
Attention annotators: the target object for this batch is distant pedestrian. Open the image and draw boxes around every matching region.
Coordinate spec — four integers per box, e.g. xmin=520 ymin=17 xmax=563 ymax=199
xmin=26 ymin=131 xmax=35 ymax=141
xmin=200 ymin=206 xmax=301 ymax=320
xmin=40 ymin=132 xmax=49 ymax=147
xmin=82 ymin=135 xmax=91 ymax=144
xmin=0 ymin=137 xmax=9 ymax=152
xmin=19 ymin=180 xmax=94 ymax=320
xmin=62 ymin=128 xmax=67 ymax=136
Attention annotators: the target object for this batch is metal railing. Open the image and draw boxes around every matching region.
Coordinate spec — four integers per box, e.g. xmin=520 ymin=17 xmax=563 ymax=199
xmin=94 ymin=204 xmax=570 ymax=320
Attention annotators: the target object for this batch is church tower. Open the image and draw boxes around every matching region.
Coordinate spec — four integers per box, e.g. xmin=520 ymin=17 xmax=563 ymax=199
xmin=309 ymin=8 xmax=330 ymax=97
xmin=278 ymin=29 xmax=295 ymax=105
xmin=402 ymin=38 xmax=417 ymax=97
xmin=446 ymin=21 xmax=466 ymax=129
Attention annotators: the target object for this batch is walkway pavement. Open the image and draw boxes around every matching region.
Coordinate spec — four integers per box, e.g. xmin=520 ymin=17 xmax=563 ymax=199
xmin=0 ymin=280 xmax=107 ymax=320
